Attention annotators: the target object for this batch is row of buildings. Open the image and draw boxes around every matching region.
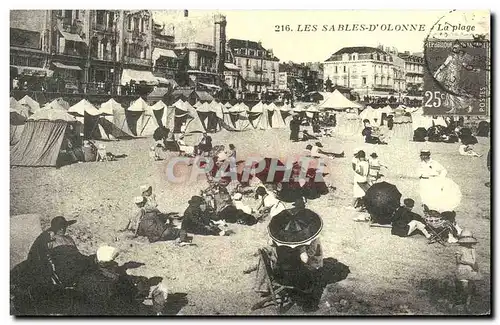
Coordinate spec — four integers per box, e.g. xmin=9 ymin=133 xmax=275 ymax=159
xmin=10 ymin=10 xmax=424 ymax=99
xmin=323 ymin=45 xmax=424 ymax=98
xmin=9 ymin=10 xmax=282 ymax=96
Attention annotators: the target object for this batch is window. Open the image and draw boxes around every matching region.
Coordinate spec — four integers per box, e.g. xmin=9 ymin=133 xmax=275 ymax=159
xmin=124 ymin=43 xmax=129 ymax=56
xmin=334 ymin=66 xmax=338 ymax=73
xmin=246 ymin=58 xmax=250 ymax=68
xmin=141 ymin=19 xmax=145 ymax=32
xmin=108 ymin=12 xmax=114 ymax=28
xmin=343 ymin=66 xmax=346 ymax=73
xmin=127 ymin=17 xmax=132 ymax=30
xmin=96 ymin=10 xmax=105 ymax=25
xmin=249 ymin=49 xmax=254 ymax=56
xmin=362 ymin=77 xmax=367 ymax=85
xmin=134 ymin=17 xmax=140 ymax=31
xmin=75 ymin=10 xmax=79 ymax=20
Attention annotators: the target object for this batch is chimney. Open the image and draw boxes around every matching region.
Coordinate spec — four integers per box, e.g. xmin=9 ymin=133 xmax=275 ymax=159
xmin=184 ymin=10 xmax=188 ymax=17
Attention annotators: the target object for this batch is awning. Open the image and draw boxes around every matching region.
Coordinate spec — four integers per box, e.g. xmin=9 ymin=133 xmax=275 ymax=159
xmin=58 ymin=28 xmax=85 ymax=43
xmin=152 ymin=48 xmax=178 ymax=66
xmin=11 ymin=65 xmax=53 ymax=77
xmin=224 ymin=63 xmax=240 ymax=71
xmin=199 ymin=82 xmax=221 ymax=90
xmin=156 ymin=77 xmax=178 ymax=88
xmin=121 ymin=69 xmax=159 ymax=86
xmin=52 ymin=62 xmax=82 ymax=71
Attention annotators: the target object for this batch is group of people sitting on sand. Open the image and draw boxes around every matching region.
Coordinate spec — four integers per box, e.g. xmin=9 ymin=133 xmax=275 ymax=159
xmin=361 ymin=119 xmax=391 ymax=145
xmin=151 ymin=126 xmax=216 ymax=160
xmin=11 ymin=215 xmax=169 ymax=315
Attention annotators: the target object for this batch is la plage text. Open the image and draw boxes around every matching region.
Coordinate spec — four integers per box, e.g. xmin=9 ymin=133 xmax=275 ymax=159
xmin=274 ymin=24 xmax=427 ymax=32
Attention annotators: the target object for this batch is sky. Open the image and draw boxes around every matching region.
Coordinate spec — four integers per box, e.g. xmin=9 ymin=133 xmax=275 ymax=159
xmin=154 ymin=10 xmax=490 ymax=63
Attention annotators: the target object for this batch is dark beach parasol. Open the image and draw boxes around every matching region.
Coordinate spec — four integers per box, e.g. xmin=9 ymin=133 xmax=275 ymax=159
xmin=268 ymin=208 xmax=323 ymax=248
xmin=364 ymin=182 xmax=402 ymax=224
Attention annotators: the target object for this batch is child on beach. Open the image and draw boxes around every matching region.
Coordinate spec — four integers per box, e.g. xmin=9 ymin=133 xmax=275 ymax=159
xmin=455 ymin=230 xmax=481 ymax=312
xmin=368 ymin=152 xmax=387 ymax=185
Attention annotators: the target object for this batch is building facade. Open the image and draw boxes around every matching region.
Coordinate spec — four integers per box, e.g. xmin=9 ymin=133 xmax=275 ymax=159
xmin=175 ymin=42 xmax=218 ymax=88
xmin=10 ymin=10 xmax=52 ymax=90
xmin=324 ymin=46 xmax=407 ymax=97
xmin=227 ymin=39 xmax=280 ymax=92
xmin=87 ymin=10 xmax=121 ymax=94
xmin=398 ymin=52 xmax=425 ymax=96
xmin=152 ymin=22 xmax=178 ymax=80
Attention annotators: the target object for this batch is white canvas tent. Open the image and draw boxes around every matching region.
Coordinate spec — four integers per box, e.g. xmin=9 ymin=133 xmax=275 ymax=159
xmin=128 ymin=97 xmax=150 ymax=112
xmin=18 ymin=95 xmax=40 ymax=113
xmin=249 ymin=101 xmax=269 ymax=130
xmin=68 ymin=99 xmax=101 ymax=116
xmin=267 ymin=103 xmax=287 ymax=128
xmin=319 ymin=90 xmax=361 ymax=111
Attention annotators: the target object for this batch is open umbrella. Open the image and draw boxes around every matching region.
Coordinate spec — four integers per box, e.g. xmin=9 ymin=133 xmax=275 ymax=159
xmin=268 ymin=208 xmax=323 ymax=248
xmin=420 ymin=178 xmax=461 ymax=213
xmin=364 ymin=182 xmax=402 ymax=224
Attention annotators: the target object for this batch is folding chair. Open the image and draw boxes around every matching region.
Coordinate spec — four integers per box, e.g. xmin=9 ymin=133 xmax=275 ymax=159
xmin=424 ymin=220 xmax=447 ymax=246
xmin=251 ymin=249 xmax=295 ymax=314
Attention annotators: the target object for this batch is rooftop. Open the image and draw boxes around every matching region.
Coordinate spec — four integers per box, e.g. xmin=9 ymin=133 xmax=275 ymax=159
xmin=227 ymin=38 xmax=265 ymax=51
xmin=325 ymin=46 xmax=388 ymax=61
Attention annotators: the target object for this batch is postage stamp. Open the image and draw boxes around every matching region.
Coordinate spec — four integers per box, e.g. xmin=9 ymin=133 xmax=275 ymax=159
xmin=422 ymin=10 xmax=490 ymax=116
xmin=423 ymin=38 xmax=490 ymax=116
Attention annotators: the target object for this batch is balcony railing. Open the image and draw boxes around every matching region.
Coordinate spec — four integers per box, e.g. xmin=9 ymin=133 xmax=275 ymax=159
xmin=91 ymin=53 xmax=114 ymax=61
xmin=373 ymin=84 xmax=393 ymax=89
xmin=54 ymin=47 xmax=86 ymax=57
xmin=123 ymin=56 xmax=151 ymax=66
xmin=175 ymin=42 xmax=215 ymax=52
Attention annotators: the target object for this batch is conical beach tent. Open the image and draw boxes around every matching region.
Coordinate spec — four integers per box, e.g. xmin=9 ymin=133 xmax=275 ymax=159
xmin=267 ymin=103 xmax=287 ymax=128
xmin=18 ymin=95 xmax=40 ymax=113
xmin=249 ymin=101 xmax=269 ymax=130
xmin=319 ymin=90 xmax=361 ymax=111
xmin=10 ymin=106 xmax=30 ymax=145
xmin=11 ymin=109 xmax=79 ymax=167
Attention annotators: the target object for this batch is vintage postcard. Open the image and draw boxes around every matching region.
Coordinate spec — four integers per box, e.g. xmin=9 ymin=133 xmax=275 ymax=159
xmin=9 ymin=9 xmax=491 ymax=316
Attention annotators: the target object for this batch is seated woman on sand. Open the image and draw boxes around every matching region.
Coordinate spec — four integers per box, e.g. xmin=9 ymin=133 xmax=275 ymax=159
xmin=182 ymin=196 xmax=226 ymax=236
xmin=255 ymin=186 xmax=286 ymax=220
xmin=177 ymin=135 xmax=196 ymax=156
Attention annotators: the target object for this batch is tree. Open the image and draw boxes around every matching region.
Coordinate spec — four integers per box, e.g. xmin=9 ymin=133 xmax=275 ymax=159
xmin=325 ymin=77 xmax=333 ymax=92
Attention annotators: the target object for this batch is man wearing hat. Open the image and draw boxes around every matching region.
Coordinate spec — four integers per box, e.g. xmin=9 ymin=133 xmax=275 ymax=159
xmin=27 ymin=216 xmax=78 ymax=271
xmin=25 ymin=216 xmax=95 ymax=288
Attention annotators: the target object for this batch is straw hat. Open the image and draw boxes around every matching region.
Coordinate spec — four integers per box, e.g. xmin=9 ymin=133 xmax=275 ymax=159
xmin=420 ymin=149 xmax=431 ymax=156
xmin=140 ymin=185 xmax=152 ymax=193
xmin=458 ymin=229 xmax=478 ymax=244
xmin=98 ymin=144 xmax=106 ymax=150
xmin=233 ymin=193 xmax=243 ymax=201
